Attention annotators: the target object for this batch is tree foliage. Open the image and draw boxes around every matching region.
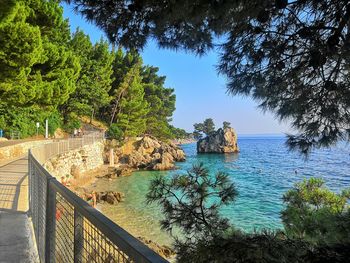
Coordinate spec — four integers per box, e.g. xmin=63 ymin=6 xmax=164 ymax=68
xmin=147 ymin=163 xmax=237 ymax=245
xmin=0 ymin=0 xmax=181 ymax=139
xmin=1 ymin=0 xmax=79 ymax=107
xmin=114 ymin=63 xmax=149 ymax=137
xmin=0 ymin=0 xmax=79 ymax=137
xmin=175 ymin=230 xmax=350 ymax=263
xmin=61 ymin=29 xmax=114 ymax=125
xmin=282 ymin=178 xmax=350 ymax=245
xmin=65 ymin=0 xmax=350 ymax=154
xmin=223 ymin=121 xmax=231 ymax=130
xmin=193 ymin=118 xmax=215 ymax=137
xmin=147 ymin=164 xmax=350 ymax=262
xmin=104 ymin=48 xmax=178 ymax=140
xmin=169 ymin=125 xmax=191 ymax=140
xmin=142 ymin=65 xmax=176 ymax=140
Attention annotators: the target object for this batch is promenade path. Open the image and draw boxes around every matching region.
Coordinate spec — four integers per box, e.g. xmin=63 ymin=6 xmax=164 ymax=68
xmin=0 ymin=157 xmax=39 ymax=262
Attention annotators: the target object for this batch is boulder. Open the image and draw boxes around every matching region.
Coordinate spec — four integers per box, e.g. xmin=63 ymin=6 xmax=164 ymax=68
xmin=137 ymin=237 xmax=175 ymax=259
xmin=98 ymin=191 xmax=124 ymax=205
xmin=105 ymin=193 xmax=116 ymax=204
xmin=71 ymin=164 xmax=80 ymax=179
xmin=197 ymin=127 xmax=239 ymax=153
xmin=110 ymin=135 xmax=186 ymax=171
xmin=105 ymin=166 xmax=133 ymax=179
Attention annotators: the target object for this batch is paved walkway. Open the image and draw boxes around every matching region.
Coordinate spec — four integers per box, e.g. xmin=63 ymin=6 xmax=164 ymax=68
xmin=0 ymin=157 xmax=39 ymax=262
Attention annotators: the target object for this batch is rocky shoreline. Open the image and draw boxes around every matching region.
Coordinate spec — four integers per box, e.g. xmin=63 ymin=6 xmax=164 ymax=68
xmin=105 ymin=135 xmax=186 ymax=171
xmin=73 ymin=170 xmax=176 ymax=260
xmin=71 ymin=135 xmax=184 ymax=260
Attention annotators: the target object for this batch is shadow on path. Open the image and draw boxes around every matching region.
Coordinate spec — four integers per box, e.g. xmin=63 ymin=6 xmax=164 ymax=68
xmin=0 ymin=156 xmax=39 ymax=262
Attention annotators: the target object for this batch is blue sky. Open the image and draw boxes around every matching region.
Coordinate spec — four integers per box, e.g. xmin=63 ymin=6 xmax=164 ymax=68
xmin=62 ymin=3 xmax=292 ymax=135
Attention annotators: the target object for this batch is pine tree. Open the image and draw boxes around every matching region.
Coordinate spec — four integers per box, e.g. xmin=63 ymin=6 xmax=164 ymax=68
xmin=141 ymin=65 xmax=176 ymax=140
xmin=194 ymin=118 xmax=215 ymax=137
xmin=115 ymin=64 xmax=149 ymax=137
xmin=66 ymin=0 xmax=350 ymax=154
xmin=62 ymin=30 xmax=113 ymax=124
xmin=223 ymin=121 xmax=231 ymax=130
xmin=0 ymin=0 xmax=80 ymax=137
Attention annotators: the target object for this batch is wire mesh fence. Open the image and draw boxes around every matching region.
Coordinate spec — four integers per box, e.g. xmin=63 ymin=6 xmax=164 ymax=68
xmin=28 ymin=132 xmax=168 ymax=263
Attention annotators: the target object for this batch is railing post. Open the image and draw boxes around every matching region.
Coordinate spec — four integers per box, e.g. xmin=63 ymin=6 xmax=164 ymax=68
xmin=28 ymin=152 xmax=32 ymax=217
xmin=45 ymin=179 xmax=56 ymax=263
xmin=74 ymin=210 xmax=84 ymax=262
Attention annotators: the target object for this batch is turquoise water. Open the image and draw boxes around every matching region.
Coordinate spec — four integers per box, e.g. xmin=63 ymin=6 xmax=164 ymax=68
xmin=93 ymin=136 xmax=350 ymax=245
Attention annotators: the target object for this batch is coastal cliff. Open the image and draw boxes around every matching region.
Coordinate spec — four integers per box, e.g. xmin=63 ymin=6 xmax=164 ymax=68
xmin=197 ymin=127 xmax=239 ymax=153
xmin=107 ymin=135 xmax=186 ymax=171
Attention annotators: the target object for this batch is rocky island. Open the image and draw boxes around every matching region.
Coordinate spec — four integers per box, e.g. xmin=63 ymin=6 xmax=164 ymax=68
xmin=197 ymin=127 xmax=239 ymax=153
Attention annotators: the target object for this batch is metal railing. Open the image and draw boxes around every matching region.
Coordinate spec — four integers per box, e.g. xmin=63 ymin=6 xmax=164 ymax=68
xmin=28 ymin=132 xmax=168 ymax=263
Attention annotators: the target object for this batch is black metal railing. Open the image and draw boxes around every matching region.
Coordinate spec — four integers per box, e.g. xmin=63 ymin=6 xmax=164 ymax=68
xmin=28 ymin=132 xmax=168 ymax=263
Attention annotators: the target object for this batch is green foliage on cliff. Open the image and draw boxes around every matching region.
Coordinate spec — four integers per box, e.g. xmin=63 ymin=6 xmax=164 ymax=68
xmin=193 ymin=118 xmax=216 ymax=138
xmin=169 ymin=126 xmax=191 ymax=140
xmin=223 ymin=121 xmax=231 ymax=130
xmin=142 ymin=66 xmax=176 ymax=140
xmin=0 ymin=0 xmax=79 ymax=107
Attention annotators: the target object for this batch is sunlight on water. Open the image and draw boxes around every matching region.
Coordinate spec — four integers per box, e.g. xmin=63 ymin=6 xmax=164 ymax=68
xmin=90 ymin=137 xmax=350 ymax=246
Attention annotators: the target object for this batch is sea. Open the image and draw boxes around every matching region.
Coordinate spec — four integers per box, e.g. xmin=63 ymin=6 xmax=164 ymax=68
xmin=90 ymin=136 xmax=350 ymax=246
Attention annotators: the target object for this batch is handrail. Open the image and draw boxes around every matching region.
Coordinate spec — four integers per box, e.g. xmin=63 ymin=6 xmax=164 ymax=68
xmin=28 ymin=132 xmax=168 ymax=263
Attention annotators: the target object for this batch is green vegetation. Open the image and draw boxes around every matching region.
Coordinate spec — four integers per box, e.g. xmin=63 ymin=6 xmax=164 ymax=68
xmin=147 ymin=163 xmax=236 ymax=241
xmin=148 ymin=166 xmax=350 ymax=262
xmin=0 ymin=0 xmax=182 ymax=140
xmin=111 ymin=63 xmax=149 ymax=138
xmin=193 ymin=118 xmax=215 ymax=139
xmin=66 ymin=0 xmax=350 ymax=155
xmin=223 ymin=121 xmax=231 ymax=130
xmin=193 ymin=118 xmax=232 ymax=139
xmin=61 ymin=29 xmax=113 ymax=129
xmin=169 ymin=126 xmax=191 ymax=140
xmin=282 ymin=178 xmax=350 ymax=245
xmin=0 ymin=0 xmax=79 ymax=136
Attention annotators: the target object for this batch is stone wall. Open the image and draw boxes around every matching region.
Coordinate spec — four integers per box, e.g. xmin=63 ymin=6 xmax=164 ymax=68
xmin=0 ymin=140 xmax=53 ymax=161
xmin=43 ymin=141 xmax=104 ymax=179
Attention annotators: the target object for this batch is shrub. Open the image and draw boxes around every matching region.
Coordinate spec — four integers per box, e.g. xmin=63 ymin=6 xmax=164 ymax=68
xmin=107 ymin=123 xmax=123 ymax=140
xmin=282 ymin=178 xmax=350 ymax=245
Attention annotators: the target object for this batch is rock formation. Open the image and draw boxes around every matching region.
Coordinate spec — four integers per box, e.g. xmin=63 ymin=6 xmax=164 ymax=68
xmin=78 ymin=189 xmax=125 ymax=205
xmin=137 ymin=237 xmax=175 ymax=259
xmin=109 ymin=135 xmax=186 ymax=170
xmin=197 ymin=127 xmax=239 ymax=153
xmin=102 ymin=166 xmax=133 ymax=179
xmin=96 ymin=191 xmax=124 ymax=205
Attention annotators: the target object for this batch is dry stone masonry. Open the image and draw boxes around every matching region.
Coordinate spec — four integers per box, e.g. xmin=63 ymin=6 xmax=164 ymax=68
xmin=44 ymin=141 xmax=104 ymax=179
